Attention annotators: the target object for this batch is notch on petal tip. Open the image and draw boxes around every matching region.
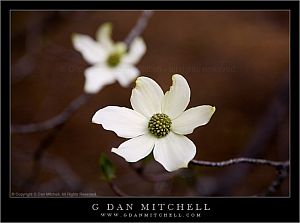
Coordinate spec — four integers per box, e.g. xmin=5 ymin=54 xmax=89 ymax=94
xmin=102 ymin=22 xmax=112 ymax=29
xmin=99 ymin=22 xmax=113 ymax=34
xmin=172 ymin=73 xmax=184 ymax=79
xmin=133 ymin=77 xmax=143 ymax=88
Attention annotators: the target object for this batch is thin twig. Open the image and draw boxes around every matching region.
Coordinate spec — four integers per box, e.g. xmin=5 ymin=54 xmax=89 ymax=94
xmin=11 ymin=93 xmax=92 ymax=133
xmin=20 ymin=94 xmax=90 ymax=188
xmin=16 ymin=12 xmax=153 ymax=190
xmin=209 ymin=76 xmax=289 ymax=195
xmin=190 ymin=158 xmax=289 ymax=169
xmin=191 ymin=157 xmax=289 ymax=196
xmin=263 ymin=167 xmax=289 ymax=196
xmin=11 ymin=11 xmax=154 ymax=134
xmin=124 ymin=10 xmax=153 ymax=46
xmin=12 ymin=12 xmax=58 ymax=83
xmin=15 ymin=150 xmax=82 ymax=191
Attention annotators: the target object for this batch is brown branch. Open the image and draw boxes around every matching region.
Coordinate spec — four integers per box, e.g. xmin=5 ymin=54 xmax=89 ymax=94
xmin=130 ymin=156 xmax=289 ymax=184
xmin=191 ymin=157 xmax=289 ymax=196
xmin=20 ymin=94 xmax=90 ymax=189
xmin=15 ymin=12 xmax=153 ymax=189
xmin=16 ymin=150 xmax=82 ymax=191
xmin=208 ymin=76 xmax=289 ymax=195
xmin=190 ymin=158 xmax=289 ymax=169
xmin=262 ymin=167 xmax=289 ymax=196
xmin=11 ymin=93 xmax=92 ymax=133
xmin=12 ymin=12 xmax=59 ymax=83
xmin=11 ymin=11 xmax=154 ymax=134
xmin=124 ymin=10 xmax=153 ymax=46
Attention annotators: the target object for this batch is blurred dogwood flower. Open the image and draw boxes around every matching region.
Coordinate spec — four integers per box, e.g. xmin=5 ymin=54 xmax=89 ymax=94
xmin=72 ymin=22 xmax=146 ymax=93
xmin=92 ymin=74 xmax=216 ymax=172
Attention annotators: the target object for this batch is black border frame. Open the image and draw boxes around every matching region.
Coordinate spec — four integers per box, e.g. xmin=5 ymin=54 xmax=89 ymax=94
xmin=1 ymin=1 xmax=299 ymax=222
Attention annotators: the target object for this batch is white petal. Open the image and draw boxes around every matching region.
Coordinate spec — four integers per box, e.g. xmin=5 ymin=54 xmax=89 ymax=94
xmin=96 ymin=22 xmax=114 ymax=50
xmin=122 ymin=37 xmax=146 ymax=65
xmin=112 ymin=134 xmax=155 ymax=162
xmin=162 ymin=74 xmax=191 ymax=119
xmin=92 ymin=106 xmax=147 ymax=138
xmin=172 ymin=105 xmax=216 ymax=135
xmin=113 ymin=42 xmax=127 ymax=54
xmin=130 ymin=76 xmax=164 ymax=118
xmin=84 ymin=65 xmax=115 ymax=93
xmin=72 ymin=34 xmax=107 ymax=65
xmin=153 ymin=132 xmax=196 ymax=172
xmin=112 ymin=64 xmax=140 ymax=87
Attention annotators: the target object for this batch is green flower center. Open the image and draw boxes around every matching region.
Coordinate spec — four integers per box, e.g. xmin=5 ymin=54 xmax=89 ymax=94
xmin=148 ymin=113 xmax=172 ymax=138
xmin=106 ymin=52 xmax=121 ymax=68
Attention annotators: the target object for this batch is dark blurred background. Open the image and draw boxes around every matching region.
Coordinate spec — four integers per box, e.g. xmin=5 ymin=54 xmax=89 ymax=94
xmin=11 ymin=11 xmax=289 ymax=196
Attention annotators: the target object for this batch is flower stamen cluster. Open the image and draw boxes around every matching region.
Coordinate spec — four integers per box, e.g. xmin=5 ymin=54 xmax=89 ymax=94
xmin=148 ymin=113 xmax=172 ymax=138
xmin=107 ymin=52 xmax=122 ymax=67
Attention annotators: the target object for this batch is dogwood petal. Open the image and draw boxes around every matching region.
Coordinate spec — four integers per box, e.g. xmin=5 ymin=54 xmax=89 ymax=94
xmin=92 ymin=106 xmax=147 ymax=138
xmin=130 ymin=76 xmax=164 ymax=118
xmin=96 ymin=22 xmax=114 ymax=50
xmin=72 ymin=34 xmax=107 ymax=65
xmin=112 ymin=134 xmax=155 ymax=162
xmin=122 ymin=37 xmax=146 ymax=65
xmin=112 ymin=64 xmax=140 ymax=87
xmin=84 ymin=65 xmax=116 ymax=93
xmin=171 ymin=105 xmax=216 ymax=135
xmin=153 ymin=132 xmax=196 ymax=172
xmin=113 ymin=42 xmax=127 ymax=55
xmin=162 ymin=74 xmax=191 ymax=119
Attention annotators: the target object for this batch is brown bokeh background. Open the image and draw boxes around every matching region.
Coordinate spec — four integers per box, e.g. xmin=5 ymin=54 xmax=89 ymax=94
xmin=11 ymin=11 xmax=289 ymax=196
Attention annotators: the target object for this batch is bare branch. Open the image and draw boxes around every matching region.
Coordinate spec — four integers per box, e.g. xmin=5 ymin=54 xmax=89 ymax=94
xmin=11 ymin=11 xmax=154 ymax=134
xmin=124 ymin=10 xmax=153 ymax=46
xmin=263 ymin=167 xmax=289 ymax=196
xmin=12 ymin=12 xmax=58 ymax=83
xmin=190 ymin=158 xmax=289 ymax=169
xmin=208 ymin=76 xmax=289 ymax=195
xmin=11 ymin=93 xmax=92 ymax=133
xmin=14 ymin=150 xmax=83 ymax=191
xmin=191 ymin=157 xmax=289 ymax=196
xmin=13 ymin=12 xmax=154 ymax=191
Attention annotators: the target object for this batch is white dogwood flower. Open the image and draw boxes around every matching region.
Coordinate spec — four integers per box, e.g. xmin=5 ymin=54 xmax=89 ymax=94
xmin=72 ymin=22 xmax=146 ymax=93
xmin=92 ymin=74 xmax=216 ymax=172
